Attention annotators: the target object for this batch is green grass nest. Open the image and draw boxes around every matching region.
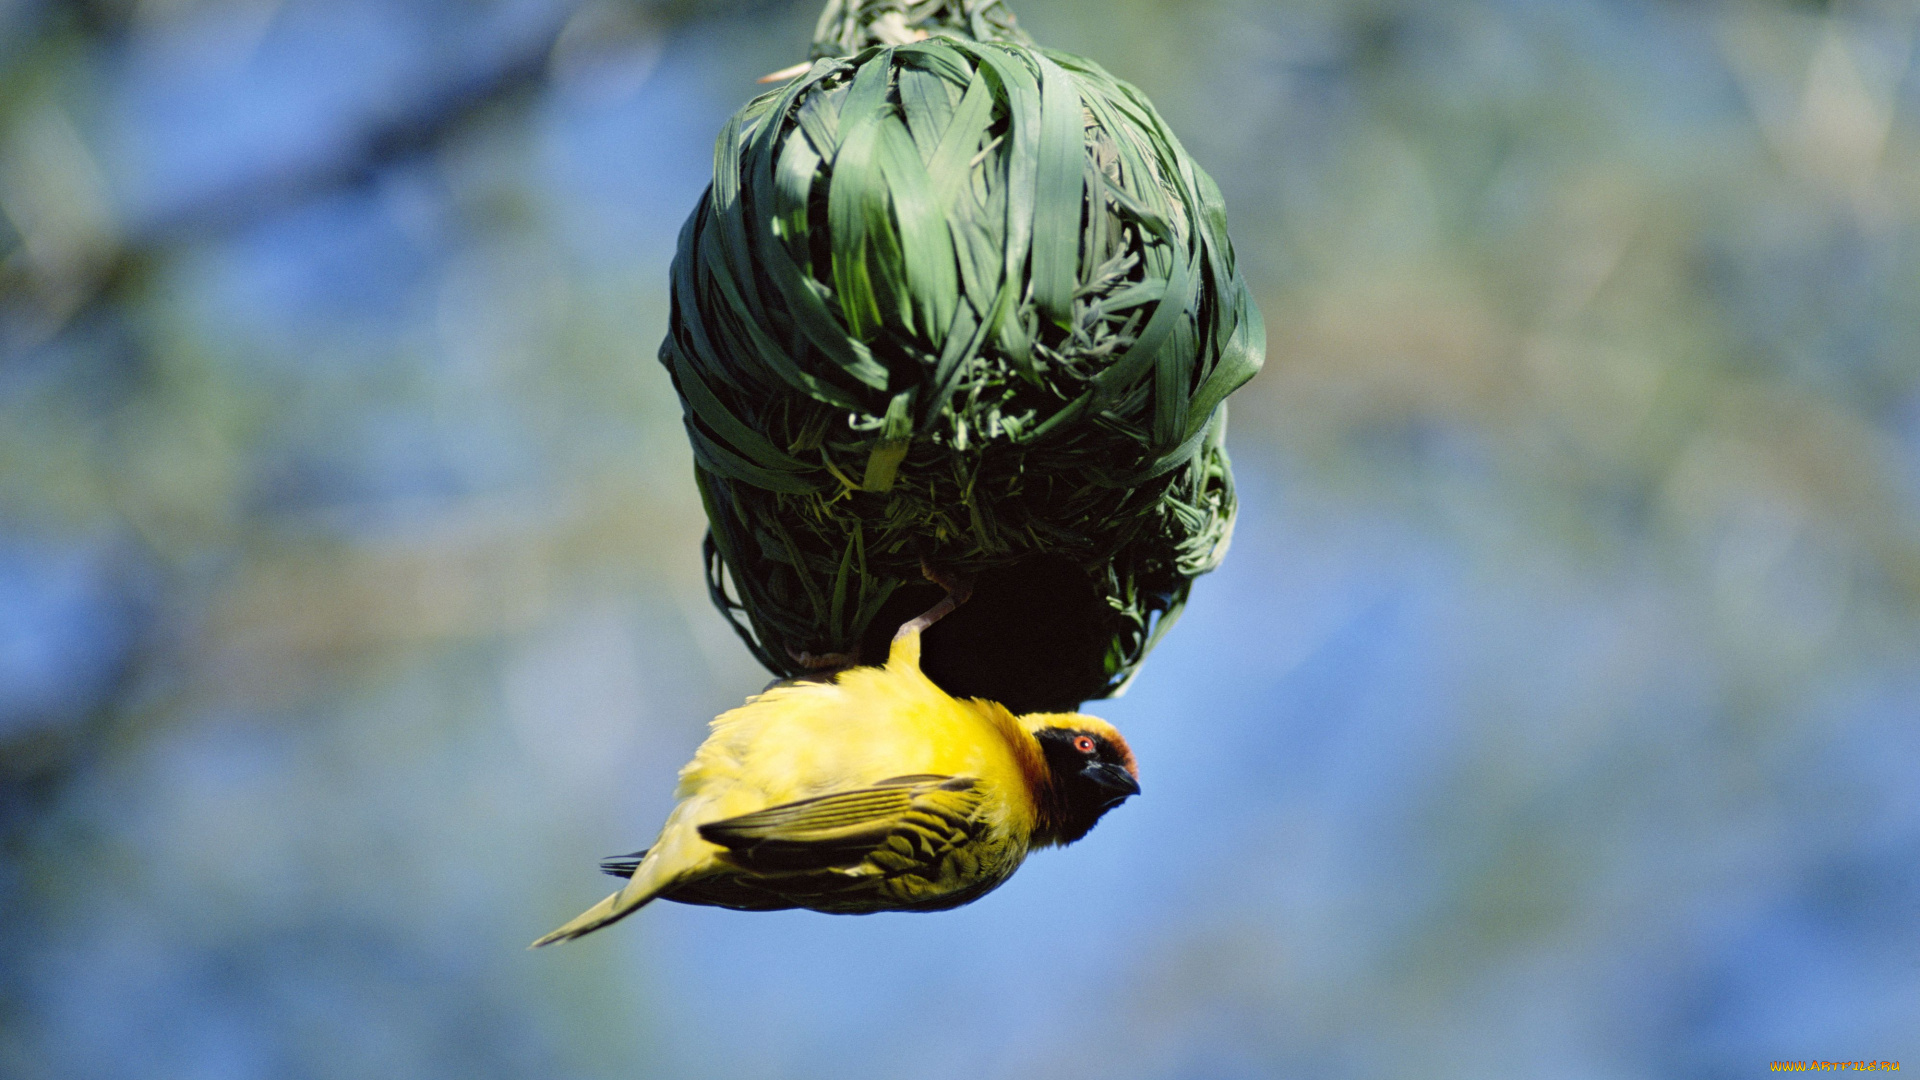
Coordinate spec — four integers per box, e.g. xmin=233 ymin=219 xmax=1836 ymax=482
xmin=661 ymin=0 xmax=1263 ymax=711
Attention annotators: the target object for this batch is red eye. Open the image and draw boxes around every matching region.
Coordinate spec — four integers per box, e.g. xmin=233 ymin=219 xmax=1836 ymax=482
xmin=1072 ymin=735 xmax=1097 ymax=755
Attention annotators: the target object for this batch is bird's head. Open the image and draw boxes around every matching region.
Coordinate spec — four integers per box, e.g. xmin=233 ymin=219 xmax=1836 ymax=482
xmin=1020 ymin=714 xmax=1140 ymax=846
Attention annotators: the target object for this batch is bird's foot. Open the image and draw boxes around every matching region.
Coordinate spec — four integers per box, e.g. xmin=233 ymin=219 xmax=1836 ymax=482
xmin=772 ymin=648 xmax=860 ymax=688
xmin=792 ymin=649 xmax=859 ymax=669
xmin=893 ymin=559 xmax=972 ymax=642
xmin=788 ymin=647 xmax=858 ymax=671
xmin=919 ymin=559 xmax=973 ymax=607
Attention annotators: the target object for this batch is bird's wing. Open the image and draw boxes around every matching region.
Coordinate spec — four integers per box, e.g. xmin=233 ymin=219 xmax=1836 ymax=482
xmin=697 ymin=773 xmax=980 ymax=866
xmin=680 ymin=774 xmax=1003 ymax=910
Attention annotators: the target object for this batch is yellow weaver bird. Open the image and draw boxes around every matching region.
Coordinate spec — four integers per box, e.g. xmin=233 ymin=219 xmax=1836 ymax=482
xmin=531 ymin=585 xmax=1139 ymax=945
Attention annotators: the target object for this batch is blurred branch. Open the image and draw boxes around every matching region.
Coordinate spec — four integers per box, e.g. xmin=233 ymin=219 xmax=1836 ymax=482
xmin=5 ymin=12 xmax=574 ymax=352
xmin=133 ymin=32 xmax=563 ymax=246
xmin=1 ymin=0 xmax=764 ymax=351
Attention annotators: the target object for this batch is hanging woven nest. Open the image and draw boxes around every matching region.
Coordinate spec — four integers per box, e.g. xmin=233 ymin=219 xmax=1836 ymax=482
xmin=661 ymin=0 xmax=1264 ymax=712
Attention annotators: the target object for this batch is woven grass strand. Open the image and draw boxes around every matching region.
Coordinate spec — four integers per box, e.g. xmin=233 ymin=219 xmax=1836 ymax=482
xmin=662 ymin=2 xmax=1264 ymax=710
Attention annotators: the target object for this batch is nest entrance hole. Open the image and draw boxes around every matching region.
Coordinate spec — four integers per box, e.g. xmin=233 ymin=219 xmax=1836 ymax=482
xmin=860 ymin=554 xmax=1114 ymax=713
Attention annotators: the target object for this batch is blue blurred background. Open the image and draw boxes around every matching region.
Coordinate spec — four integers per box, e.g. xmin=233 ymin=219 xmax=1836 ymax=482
xmin=4 ymin=0 xmax=1919 ymax=1076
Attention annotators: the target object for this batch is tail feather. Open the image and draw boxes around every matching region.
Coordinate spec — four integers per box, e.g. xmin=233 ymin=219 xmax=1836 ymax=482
xmin=529 ymin=887 xmax=641 ymax=948
xmin=530 ymin=840 xmax=689 ymax=947
xmin=599 ymin=848 xmax=648 ymax=878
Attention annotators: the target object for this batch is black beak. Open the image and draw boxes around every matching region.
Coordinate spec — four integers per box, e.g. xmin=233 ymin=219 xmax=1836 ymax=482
xmin=1082 ymin=761 xmax=1141 ymax=805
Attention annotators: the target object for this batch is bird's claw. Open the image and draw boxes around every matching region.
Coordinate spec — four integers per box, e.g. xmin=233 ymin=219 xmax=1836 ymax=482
xmin=895 ymin=559 xmax=972 ymax=642
xmin=920 ymin=558 xmax=973 ymax=607
xmin=789 ymin=648 xmax=858 ymax=671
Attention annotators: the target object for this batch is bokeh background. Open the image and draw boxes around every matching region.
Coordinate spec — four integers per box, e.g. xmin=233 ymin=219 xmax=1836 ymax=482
xmin=4 ymin=0 xmax=1919 ymax=1076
